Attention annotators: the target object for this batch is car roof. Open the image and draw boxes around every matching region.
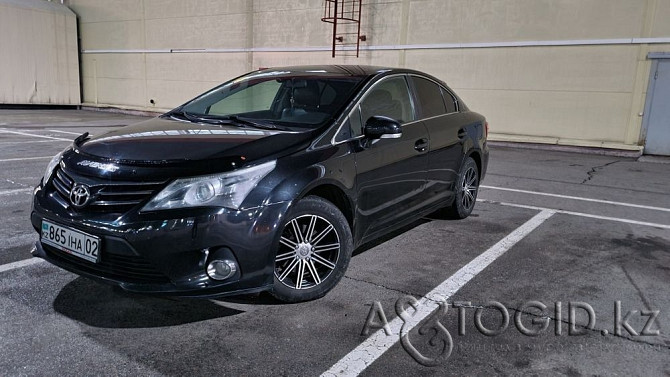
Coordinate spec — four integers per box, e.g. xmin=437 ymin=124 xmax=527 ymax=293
xmin=257 ymin=65 xmax=427 ymax=79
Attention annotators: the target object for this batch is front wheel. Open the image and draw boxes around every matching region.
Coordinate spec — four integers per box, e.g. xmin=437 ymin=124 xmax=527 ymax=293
xmin=447 ymin=156 xmax=479 ymax=219
xmin=270 ymin=196 xmax=353 ymax=303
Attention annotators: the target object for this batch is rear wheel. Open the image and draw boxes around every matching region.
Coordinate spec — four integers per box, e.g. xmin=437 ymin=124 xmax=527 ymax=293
xmin=271 ymin=196 xmax=353 ymax=303
xmin=446 ymin=156 xmax=479 ymax=219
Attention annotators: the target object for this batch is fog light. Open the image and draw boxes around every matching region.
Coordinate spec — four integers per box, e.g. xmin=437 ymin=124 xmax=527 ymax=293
xmin=206 ymin=259 xmax=237 ymax=280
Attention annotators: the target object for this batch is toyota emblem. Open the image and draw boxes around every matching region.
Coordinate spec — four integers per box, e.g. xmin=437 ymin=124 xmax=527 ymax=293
xmin=69 ymin=184 xmax=91 ymax=208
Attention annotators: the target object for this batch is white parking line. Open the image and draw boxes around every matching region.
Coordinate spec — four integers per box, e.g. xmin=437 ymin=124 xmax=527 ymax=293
xmin=0 ymin=188 xmax=32 ymax=196
xmin=481 ymin=185 xmax=670 ymax=213
xmin=480 ymin=199 xmax=670 ymax=230
xmin=0 ymin=128 xmax=71 ymax=141
xmin=47 ymin=129 xmax=88 ymax=136
xmin=0 ymin=156 xmax=52 ymax=163
xmin=322 ymin=209 xmax=556 ymax=377
xmin=0 ymin=258 xmax=44 ymax=274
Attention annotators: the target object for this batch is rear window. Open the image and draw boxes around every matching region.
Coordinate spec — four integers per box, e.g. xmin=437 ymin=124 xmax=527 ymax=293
xmin=411 ymin=76 xmax=447 ymax=119
xmin=441 ymin=87 xmax=457 ymax=114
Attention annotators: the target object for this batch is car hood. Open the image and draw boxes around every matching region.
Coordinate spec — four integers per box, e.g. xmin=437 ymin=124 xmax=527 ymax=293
xmin=75 ymin=117 xmax=314 ymax=164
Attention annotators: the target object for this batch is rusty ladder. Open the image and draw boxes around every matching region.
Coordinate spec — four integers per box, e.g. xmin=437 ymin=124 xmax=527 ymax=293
xmin=321 ymin=0 xmax=365 ymax=58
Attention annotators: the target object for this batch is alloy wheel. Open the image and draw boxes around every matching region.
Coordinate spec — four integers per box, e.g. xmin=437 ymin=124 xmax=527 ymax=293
xmin=461 ymin=166 xmax=478 ymax=210
xmin=274 ymin=214 xmax=341 ymax=290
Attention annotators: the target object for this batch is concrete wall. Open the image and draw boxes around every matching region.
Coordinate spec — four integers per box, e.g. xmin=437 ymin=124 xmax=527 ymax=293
xmin=0 ymin=0 xmax=80 ymax=105
xmin=68 ymin=0 xmax=670 ymax=150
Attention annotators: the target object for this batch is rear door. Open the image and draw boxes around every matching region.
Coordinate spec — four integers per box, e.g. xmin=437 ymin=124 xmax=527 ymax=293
xmin=409 ymin=75 xmax=464 ymax=205
xmin=343 ymin=75 xmax=430 ymax=239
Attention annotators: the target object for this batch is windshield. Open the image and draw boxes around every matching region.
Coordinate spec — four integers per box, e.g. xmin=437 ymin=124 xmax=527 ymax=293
xmin=177 ymin=70 xmax=365 ymax=129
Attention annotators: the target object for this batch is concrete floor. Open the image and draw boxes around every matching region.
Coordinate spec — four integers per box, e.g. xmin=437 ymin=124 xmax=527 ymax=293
xmin=0 ymin=110 xmax=668 ymax=376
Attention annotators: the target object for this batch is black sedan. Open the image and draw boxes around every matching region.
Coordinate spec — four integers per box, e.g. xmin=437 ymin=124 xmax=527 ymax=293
xmin=31 ymin=65 xmax=488 ymax=302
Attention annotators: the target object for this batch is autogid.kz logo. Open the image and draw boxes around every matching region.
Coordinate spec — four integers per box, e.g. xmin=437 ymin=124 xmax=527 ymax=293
xmin=360 ymin=295 xmax=661 ymax=366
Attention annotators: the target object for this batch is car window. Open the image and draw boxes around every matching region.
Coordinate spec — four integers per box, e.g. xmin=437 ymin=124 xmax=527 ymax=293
xmin=181 ymin=72 xmax=364 ymax=128
xmin=349 ymin=105 xmax=363 ymax=137
xmin=359 ymin=76 xmax=414 ymax=126
xmin=319 ymin=82 xmax=338 ymax=107
xmin=208 ymin=80 xmax=281 ymax=115
xmin=334 ymin=105 xmax=363 ymax=142
xmin=441 ymin=87 xmax=457 ymax=114
xmin=411 ymin=76 xmax=447 ymax=119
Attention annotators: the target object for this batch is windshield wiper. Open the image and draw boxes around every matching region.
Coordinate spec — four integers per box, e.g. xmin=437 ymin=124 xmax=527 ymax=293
xmin=168 ymin=110 xmax=246 ymax=127
xmin=165 ymin=109 xmax=190 ymax=121
xmin=168 ymin=110 xmax=289 ymax=131
xmin=215 ymin=115 xmax=290 ymax=131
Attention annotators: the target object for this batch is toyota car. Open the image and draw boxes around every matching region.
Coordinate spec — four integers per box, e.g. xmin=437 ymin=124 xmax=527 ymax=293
xmin=31 ymin=65 xmax=488 ymax=302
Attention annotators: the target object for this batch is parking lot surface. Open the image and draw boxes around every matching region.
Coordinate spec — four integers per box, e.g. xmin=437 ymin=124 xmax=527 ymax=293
xmin=1 ymin=110 xmax=669 ymax=376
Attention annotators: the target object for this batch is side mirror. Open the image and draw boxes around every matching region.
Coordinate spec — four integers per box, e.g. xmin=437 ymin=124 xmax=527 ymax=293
xmin=363 ymin=116 xmax=402 ymax=140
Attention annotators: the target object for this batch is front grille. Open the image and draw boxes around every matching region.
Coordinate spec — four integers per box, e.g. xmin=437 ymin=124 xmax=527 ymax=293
xmin=43 ymin=244 xmax=170 ymax=284
xmin=51 ymin=168 xmax=165 ymax=213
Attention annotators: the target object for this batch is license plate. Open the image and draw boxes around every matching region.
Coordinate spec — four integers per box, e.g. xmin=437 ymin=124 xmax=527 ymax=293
xmin=41 ymin=220 xmax=101 ymax=263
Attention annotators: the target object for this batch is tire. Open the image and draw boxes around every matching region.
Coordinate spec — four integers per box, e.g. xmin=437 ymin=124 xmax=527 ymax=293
xmin=446 ymin=156 xmax=479 ymax=219
xmin=270 ymin=196 xmax=353 ymax=303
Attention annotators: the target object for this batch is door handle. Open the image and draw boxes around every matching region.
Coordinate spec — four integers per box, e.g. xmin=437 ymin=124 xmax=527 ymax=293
xmin=457 ymin=128 xmax=468 ymax=140
xmin=414 ymin=138 xmax=429 ymax=152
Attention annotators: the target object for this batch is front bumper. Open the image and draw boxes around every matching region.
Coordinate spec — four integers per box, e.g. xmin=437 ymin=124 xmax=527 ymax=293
xmin=31 ymin=187 xmax=290 ymax=297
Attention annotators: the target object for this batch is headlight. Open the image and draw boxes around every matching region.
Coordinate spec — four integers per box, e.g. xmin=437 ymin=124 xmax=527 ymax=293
xmin=42 ymin=148 xmax=69 ymax=185
xmin=141 ymin=160 xmax=276 ymax=211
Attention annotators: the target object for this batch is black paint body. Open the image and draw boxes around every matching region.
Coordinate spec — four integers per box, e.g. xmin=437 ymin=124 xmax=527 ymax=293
xmin=31 ymin=66 xmax=488 ymax=297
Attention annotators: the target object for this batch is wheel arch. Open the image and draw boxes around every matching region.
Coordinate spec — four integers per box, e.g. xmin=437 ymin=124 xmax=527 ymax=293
xmin=301 ymin=183 xmax=355 ymax=230
xmin=265 ymin=162 xmax=356 ymax=235
xmin=467 ymin=149 xmax=482 ymax=179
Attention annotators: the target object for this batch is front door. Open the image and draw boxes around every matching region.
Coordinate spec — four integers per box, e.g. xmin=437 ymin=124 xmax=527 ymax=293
xmin=351 ymin=75 xmax=430 ymax=239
